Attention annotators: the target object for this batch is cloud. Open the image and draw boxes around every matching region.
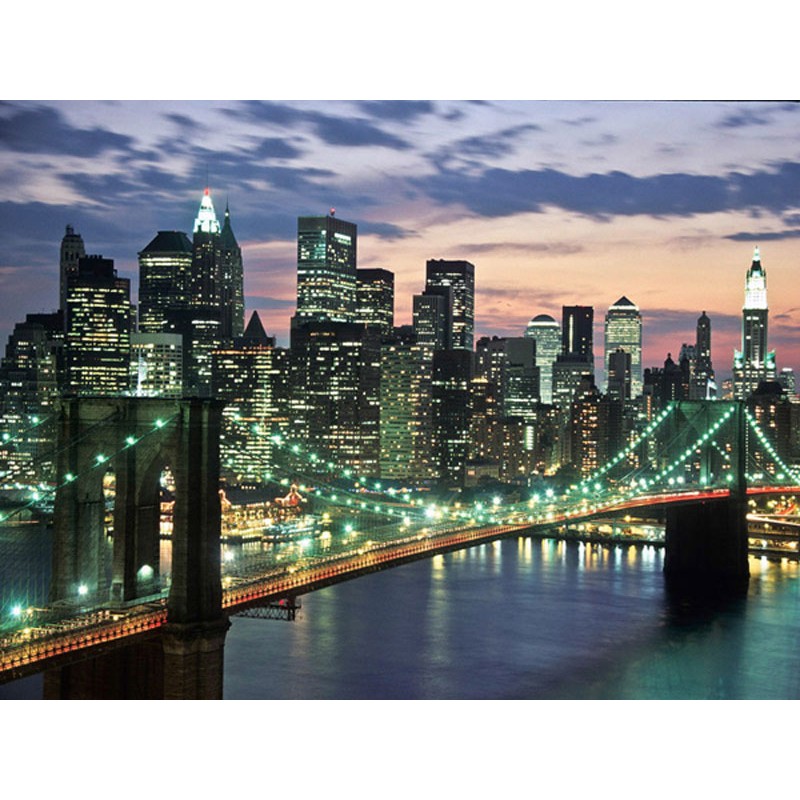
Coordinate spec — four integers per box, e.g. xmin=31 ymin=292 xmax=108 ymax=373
xmin=462 ymin=241 xmax=584 ymax=256
xmin=442 ymin=123 xmax=543 ymax=161
xmin=726 ymin=228 xmax=800 ymax=242
xmin=417 ymin=160 xmax=800 ymax=221
xmin=248 ymin=137 xmax=305 ymax=160
xmin=355 ymin=101 xmax=436 ymax=122
xmin=0 ymin=102 xmax=136 ymax=157
xmin=222 ymin=100 xmax=413 ymax=150
xmin=715 ymin=102 xmax=800 ymax=129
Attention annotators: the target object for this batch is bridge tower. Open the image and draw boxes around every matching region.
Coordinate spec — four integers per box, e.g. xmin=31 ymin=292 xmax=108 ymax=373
xmin=663 ymin=402 xmax=749 ymax=590
xmin=47 ymin=397 xmax=229 ymax=699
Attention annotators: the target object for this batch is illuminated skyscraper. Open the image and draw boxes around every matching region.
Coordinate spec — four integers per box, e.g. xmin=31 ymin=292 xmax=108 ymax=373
xmin=295 ymin=213 xmax=357 ymax=324
xmin=425 ymin=259 xmax=475 ymax=350
xmin=59 ymin=225 xmax=85 ymax=319
xmin=413 ymin=291 xmax=449 ymax=350
xmin=604 ymin=297 xmax=642 ymax=397
xmin=137 ymin=231 xmax=193 ymax=333
xmin=525 ymin=314 xmax=560 ymax=404
xmin=733 ymin=247 xmax=776 ymax=399
xmin=129 ymin=333 xmax=183 ymax=397
xmin=356 ymin=268 xmax=394 ymax=335
xmin=220 ymin=202 xmax=245 ymax=340
xmin=65 ymin=256 xmax=131 ymax=396
xmin=691 ymin=311 xmax=716 ymax=400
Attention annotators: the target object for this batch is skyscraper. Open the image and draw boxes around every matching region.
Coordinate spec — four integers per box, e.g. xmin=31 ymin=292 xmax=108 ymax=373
xmin=733 ymin=247 xmax=776 ymax=399
xmin=691 ymin=311 xmax=715 ymax=400
xmin=525 ymin=314 xmax=560 ymax=404
xmin=356 ymin=268 xmax=394 ymax=335
xmin=59 ymin=225 xmax=85 ymax=319
xmin=425 ymin=259 xmax=475 ymax=351
xmin=220 ymin=202 xmax=245 ymax=340
xmin=65 ymin=255 xmax=131 ymax=396
xmin=295 ymin=213 xmax=357 ymax=325
xmin=562 ymin=305 xmax=594 ymax=363
xmin=137 ymin=230 xmax=193 ymax=333
xmin=604 ymin=297 xmax=642 ymax=397
xmin=413 ymin=291 xmax=450 ymax=350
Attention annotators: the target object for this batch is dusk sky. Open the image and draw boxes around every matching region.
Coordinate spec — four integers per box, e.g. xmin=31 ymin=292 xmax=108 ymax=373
xmin=2 ymin=99 xmax=799 ymax=382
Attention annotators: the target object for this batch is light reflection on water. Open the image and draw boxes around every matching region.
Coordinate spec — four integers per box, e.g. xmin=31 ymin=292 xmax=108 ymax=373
xmin=224 ymin=536 xmax=800 ymax=700
xmin=3 ymin=519 xmax=800 ymax=700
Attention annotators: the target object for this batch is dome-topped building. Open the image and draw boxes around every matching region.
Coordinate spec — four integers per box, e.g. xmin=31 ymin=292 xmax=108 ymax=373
xmin=525 ymin=314 xmax=560 ymax=404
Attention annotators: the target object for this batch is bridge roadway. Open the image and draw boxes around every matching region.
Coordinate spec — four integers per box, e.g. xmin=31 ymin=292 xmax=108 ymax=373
xmin=2 ymin=484 xmax=798 ymax=684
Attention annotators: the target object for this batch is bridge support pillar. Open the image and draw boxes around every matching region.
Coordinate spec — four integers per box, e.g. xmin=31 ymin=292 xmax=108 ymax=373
xmin=161 ymin=618 xmax=231 ymax=700
xmin=664 ymin=495 xmax=749 ymax=590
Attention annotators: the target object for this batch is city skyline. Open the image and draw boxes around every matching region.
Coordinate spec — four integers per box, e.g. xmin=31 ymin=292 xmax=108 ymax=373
xmin=1 ymin=100 xmax=799 ymax=382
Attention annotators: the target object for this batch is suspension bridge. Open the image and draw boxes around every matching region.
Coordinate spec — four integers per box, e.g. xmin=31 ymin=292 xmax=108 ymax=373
xmin=0 ymin=397 xmax=798 ymax=696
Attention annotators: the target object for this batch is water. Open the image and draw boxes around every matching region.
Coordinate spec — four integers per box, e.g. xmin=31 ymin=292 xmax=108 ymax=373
xmin=223 ymin=538 xmax=800 ymax=700
xmin=3 ymin=526 xmax=800 ymax=699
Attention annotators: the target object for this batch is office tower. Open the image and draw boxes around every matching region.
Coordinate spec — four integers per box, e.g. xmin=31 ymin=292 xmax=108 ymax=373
xmin=130 ymin=333 xmax=183 ymax=397
xmin=425 ymin=259 xmax=475 ymax=350
xmin=778 ymin=367 xmax=796 ymax=397
xmin=604 ymin=297 xmax=642 ymax=397
xmin=569 ymin=382 xmax=622 ymax=478
xmin=525 ymin=314 xmax=560 ymax=404
xmin=0 ymin=312 xmax=62 ymax=484
xmin=691 ymin=311 xmax=716 ymax=400
xmin=59 ymin=225 xmax=86 ymax=319
xmin=65 ymin=256 xmax=131 ymax=396
xmin=733 ymin=247 xmax=776 ymax=399
xmin=475 ymin=336 xmax=539 ymax=420
xmin=295 ymin=214 xmax=357 ymax=324
xmin=413 ymin=291 xmax=450 ymax=350
xmin=137 ymin=231 xmax=193 ymax=333
xmin=184 ymin=189 xmax=226 ymax=395
xmin=357 ymin=268 xmax=394 ymax=335
xmin=562 ymin=305 xmax=594 ymax=363
xmin=290 ymin=321 xmax=380 ymax=474
xmin=552 ymin=356 xmax=594 ymax=411
xmin=431 ymin=349 xmax=472 ymax=484
xmin=220 ymin=202 xmax=245 ymax=340
xmin=212 ymin=311 xmax=285 ymax=485
xmin=379 ymin=329 xmax=435 ymax=479
xmin=606 ymin=347 xmax=632 ymax=402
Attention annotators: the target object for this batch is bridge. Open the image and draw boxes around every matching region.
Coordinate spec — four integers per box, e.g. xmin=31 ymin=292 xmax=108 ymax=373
xmin=1 ymin=398 xmax=798 ymax=697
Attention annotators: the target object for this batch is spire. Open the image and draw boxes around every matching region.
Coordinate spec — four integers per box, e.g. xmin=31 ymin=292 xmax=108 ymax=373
xmin=220 ymin=198 xmax=238 ymax=248
xmin=193 ymin=187 xmax=220 ymax=234
xmin=753 ymin=245 xmax=761 ymax=262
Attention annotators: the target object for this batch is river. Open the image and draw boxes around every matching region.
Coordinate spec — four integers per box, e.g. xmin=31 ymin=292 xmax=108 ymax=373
xmin=2 ymin=527 xmax=800 ymax=699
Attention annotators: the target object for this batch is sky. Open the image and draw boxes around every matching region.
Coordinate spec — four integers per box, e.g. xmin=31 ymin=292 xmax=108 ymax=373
xmin=2 ymin=98 xmax=799 ymax=384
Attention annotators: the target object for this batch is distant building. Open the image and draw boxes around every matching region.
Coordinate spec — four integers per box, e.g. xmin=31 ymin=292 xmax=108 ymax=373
xmin=425 ymin=259 xmax=475 ymax=351
xmin=295 ymin=213 xmax=358 ymax=325
xmin=130 ymin=333 xmax=183 ymax=397
xmin=604 ymin=296 xmax=642 ymax=397
xmin=733 ymin=247 xmax=776 ymax=399
xmin=413 ymin=291 xmax=450 ymax=351
xmin=525 ymin=314 xmax=560 ymax=404
xmin=137 ymin=230 xmax=193 ymax=333
xmin=356 ymin=268 xmax=394 ymax=335
xmin=691 ymin=311 xmax=716 ymax=400
xmin=59 ymin=225 xmax=85 ymax=320
xmin=562 ymin=305 xmax=594 ymax=364
xmin=65 ymin=255 xmax=131 ymax=396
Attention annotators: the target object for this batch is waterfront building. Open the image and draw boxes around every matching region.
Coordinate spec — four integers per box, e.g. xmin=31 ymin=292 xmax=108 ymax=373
xmin=431 ymin=349 xmax=472 ymax=484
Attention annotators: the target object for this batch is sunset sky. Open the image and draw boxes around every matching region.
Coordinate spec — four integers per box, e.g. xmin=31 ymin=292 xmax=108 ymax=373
xmin=2 ymin=98 xmax=798 ymax=383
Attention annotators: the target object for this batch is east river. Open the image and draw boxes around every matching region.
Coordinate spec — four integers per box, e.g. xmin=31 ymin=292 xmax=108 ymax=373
xmin=2 ymin=524 xmax=800 ymax=699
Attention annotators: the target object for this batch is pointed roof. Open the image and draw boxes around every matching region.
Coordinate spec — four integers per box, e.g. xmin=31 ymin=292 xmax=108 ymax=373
xmin=611 ymin=295 xmax=636 ymax=308
xmin=241 ymin=310 xmax=270 ymax=345
xmin=220 ymin=200 xmax=239 ymax=248
xmin=749 ymin=245 xmax=764 ymax=274
xmin=193 ymin=187 xmax=220 ymax=235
